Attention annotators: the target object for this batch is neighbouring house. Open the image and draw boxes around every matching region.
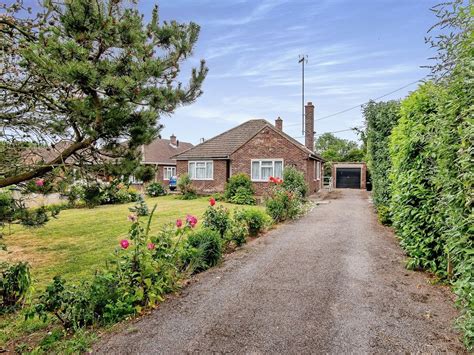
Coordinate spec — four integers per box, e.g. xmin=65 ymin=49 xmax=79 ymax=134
xmin=140 ymin=135 xmax=194 ymax=185
xmin=332 ymin=162 xmax=367 ymax=189
xmin=173 ymin=102 xmax=324 ymax=195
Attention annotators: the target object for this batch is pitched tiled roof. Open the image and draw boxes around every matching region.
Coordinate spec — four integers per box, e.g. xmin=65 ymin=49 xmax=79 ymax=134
xmin=173 ymin=119 xmax=323 ymax=161
xmin=142 ymin=138 xmax=194 ymax=165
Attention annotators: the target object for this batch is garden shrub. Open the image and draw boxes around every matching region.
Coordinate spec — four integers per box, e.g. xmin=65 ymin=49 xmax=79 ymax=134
xmin=66 ymin=185 xmax=84 ymax=206
xmin=265 ymin=188 xmax=301 ymax=223
xmin=128 ymin=195 xmax=149 ymax=216
xmin=0 ymin=261 xmax=31 ymax=313
xmin=224 ymin=173 xmax=255 ymax=205
xmin=133 ymin=165 xmax=156 ymax=184
xmin=363 ymin=99 xmax=400 ymax=225
xmin=203 ymin=204 xmax=231 ymax=238
xmin=146 ymin=182 xmax=166 ymax=197
xmin=229 ymin=186 xmax=256 ymax=205
xmin=224 ymin=219 xmax=248 ymax=247
xmin=281 ymin=166 xmax=308 ymax=199
xmin=0 ymin=191 xmax=16 ymax=225
xmin=184 ymin=228 xmax=222 ymax=272
xmin=30 ymin=205 xmax=195 ymax=330
xmin=82 ymin=184 xmax=102 ymax=208
xmin=177 ymin=174 xmax=197 ymax=200
xmin=234 ymin=208 xmax=271 ymax=237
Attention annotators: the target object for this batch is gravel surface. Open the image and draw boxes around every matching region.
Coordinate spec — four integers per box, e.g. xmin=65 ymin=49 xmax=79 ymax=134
xmin=95 ymin=189 xmax=465 ymax=354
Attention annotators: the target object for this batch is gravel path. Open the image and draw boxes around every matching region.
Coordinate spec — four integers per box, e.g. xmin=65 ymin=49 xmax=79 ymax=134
xmin=95 ymin=189 xmax=465 ymax=354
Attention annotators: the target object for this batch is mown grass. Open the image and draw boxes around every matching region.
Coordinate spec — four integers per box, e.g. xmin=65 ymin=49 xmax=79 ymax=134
xmin=0 ymin=195 xmax=262 ymax=351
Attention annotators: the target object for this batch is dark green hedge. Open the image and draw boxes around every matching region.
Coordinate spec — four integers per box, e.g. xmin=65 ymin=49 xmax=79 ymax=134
xmin=363 ymin=100 xmax=400 ymax=224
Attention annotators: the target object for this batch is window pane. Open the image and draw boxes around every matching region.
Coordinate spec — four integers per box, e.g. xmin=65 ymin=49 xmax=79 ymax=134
xmin=196 ymin=166 xmax=206 ymax=179
xmin=274 ymin=161 xmax=283 ymax=178
xmin=189 ymin=162 xmax=195 ymax=179
xmin=251 ymin=161 xmax=260 ymax=180
xmin=261 ymin=161 xmax=273 ymax=167
xmin=206 ymin=162 xmax=213 ymax=179
xmin=261 ymin=166 xmax=273 ymax=180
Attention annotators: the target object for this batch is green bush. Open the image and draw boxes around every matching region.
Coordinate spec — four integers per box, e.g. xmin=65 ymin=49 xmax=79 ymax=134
xmin=146 ymin=182 xmax=166 ymax=197
xmin=0 ymin=191 xmax=16 ymax=225
xmin=185 ymin=229 xmax=222 ymax=272
xmin=202 ymin=204 xmax=231 ymax=237
xmin=177 ymin=174 xmax=197 ymax=200
xmin=265 ymin=188 xmax=301 ymax=223
xmin=224 ymin=173 xmax=255 ymax=205
xmin=281 ymin=166 xmax=308 ymax=199
xmin=134 ymin=165 xmax=156 ymax=183
xmin=0 ymin=261 xmax=31 ymax=313
xmin=224 ymin=220 xmax=248 ymax=247
xmin=66 ymin=185 xmax=84 ymax=206
xmin=234 ymin=208 xmax=270 ymax=237
xmin=363 ymin=100 xmax=401 ymax=225
xmin=229 ymin=186 xmax=256 ymax=205
xmin=82 ymin=184 xmax=102 ymax=208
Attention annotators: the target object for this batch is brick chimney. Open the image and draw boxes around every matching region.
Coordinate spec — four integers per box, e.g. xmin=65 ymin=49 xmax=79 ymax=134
xmin=305 ymin=102 xmax=314 ymax=151
xmin=275 ymin=117 xmax=283 ymax=131
xmin=170 ymin=134 xmax=177 ymax=146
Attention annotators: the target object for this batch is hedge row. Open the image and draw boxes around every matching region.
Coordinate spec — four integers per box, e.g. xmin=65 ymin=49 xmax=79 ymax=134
xmin=364 ymin=20 xmax=473 ymax=348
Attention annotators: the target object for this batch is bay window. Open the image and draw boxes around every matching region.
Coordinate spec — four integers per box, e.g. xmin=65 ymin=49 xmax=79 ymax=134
xmin=188 ymin=161 xmax=213 ymax=180
xmin=251 ymin=159 xmax=283 ymax=181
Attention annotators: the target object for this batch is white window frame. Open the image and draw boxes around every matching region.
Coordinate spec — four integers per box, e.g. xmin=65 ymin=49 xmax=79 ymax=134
xmin=163 ymin=166 xmax=176 ymax=181
xmin=251 ymin=159 xmax=284 ymax=182
xmin=188 ymin=161 xmax=214 ymax=180
xmin=315 ymin=161 xmax=321 ymax=181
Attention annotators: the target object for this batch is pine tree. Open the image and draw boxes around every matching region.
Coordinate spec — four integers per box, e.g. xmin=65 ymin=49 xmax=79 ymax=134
xmin=0 ymin=0 xmax=208 ymax=187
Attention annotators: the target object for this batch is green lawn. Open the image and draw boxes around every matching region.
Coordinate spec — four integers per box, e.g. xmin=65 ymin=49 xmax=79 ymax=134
xmin=1 ymin=195 xmax=259 ymax=291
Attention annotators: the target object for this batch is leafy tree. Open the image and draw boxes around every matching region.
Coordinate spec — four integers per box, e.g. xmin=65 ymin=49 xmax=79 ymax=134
xmin=314 ymin=133 xmax=364 ymax=175
xmin=0 ymin=0 xmax=208 ymax=188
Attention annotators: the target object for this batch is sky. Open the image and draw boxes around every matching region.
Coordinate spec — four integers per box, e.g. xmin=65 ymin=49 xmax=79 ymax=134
xmin=149 ymin=0 xmax=439 ymax=145
xmin=6 ymin=0 xmax=440 ymax=146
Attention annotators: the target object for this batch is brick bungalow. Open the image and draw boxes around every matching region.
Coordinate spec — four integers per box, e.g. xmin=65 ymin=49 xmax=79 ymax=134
xmin=173 ymin=102 xmax=324 ymax=195
xmin=140 ymin=135 xmax=193 ymax=185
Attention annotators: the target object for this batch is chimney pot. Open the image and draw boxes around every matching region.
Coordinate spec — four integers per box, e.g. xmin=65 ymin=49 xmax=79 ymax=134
xmin=275 ymin=117 xmax=283 ymax=131
xmin=170 ymin=134 xmax=177 ymax=146
xmin=304 ymin=102 xmax=315 ymax=152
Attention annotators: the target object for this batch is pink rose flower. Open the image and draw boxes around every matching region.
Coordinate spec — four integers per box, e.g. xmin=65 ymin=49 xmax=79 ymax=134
xmin=209 ymin=197 xmax=216 ymax=206
xmin=176 ymin=219 xmax=183 ymax=228
xmin=127 ymin=214 xmax=137 ymax=222
xmin=35 ymin=179 xmax=44 ymax=187
xmin=147 ymin=243 xmax=155 ymax=250
xmin=120 ymin=239 xmax=130 ymax=249
xmin=186 ymin=215 xmax=198 ymax=228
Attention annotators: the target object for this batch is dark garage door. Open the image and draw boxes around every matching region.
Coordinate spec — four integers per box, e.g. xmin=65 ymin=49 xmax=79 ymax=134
xmin=336 ymin=168 xmax=361 ymax=188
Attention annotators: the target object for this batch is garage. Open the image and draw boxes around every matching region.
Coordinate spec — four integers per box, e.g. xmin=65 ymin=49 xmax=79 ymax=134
xmin=336 ymin=168 xmax=361 ymax=188
xmin=332 ymin=163 xmax=367 ymax=189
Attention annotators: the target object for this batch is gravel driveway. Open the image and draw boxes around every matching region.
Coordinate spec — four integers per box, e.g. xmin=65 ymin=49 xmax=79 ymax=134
xmin=95 ymin=189 xmax=465 ymax=354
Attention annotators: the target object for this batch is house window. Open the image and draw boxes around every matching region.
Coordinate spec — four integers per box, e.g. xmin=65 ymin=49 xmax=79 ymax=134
xmin=188 ymin=161 xmax=213 ymax=180
xmin=163 ymin=166 xmax=176 ymax=180
xmin=315 ymin=161 xmax=321 ymax=180
xmin=251 ymin=159 xmax=283 ymax=181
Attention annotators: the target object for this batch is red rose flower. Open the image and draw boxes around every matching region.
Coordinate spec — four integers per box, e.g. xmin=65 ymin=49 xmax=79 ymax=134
xmin=120 ymin=239 xmax=130 ymax=249
xmin=209 ymin=197 xmax=216 ymax=206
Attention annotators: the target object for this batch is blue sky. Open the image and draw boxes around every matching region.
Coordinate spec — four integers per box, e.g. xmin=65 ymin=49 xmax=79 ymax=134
xmin=7 ymin=0 xmax=439 ymax=145
xmin=149 ymin=0 xmax=438 ymax=145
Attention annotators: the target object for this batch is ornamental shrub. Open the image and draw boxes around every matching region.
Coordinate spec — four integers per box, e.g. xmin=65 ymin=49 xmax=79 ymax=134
xmin=224 ymin=173 xmax=255 ymax=205
xmin=229 ymin=186 xmax=256 ymax=205
xmin=177 ymin=174 xmax=197 ymax=200
xmin=203 ymin=204 xmax=231 ymax=238
xmin=185 ymin=228 xmax=222 ymax=272
xmin=0 ymin=261 xmax=31 ymax=313
xmin=281 ymin=166 xmax=308 ymax=199
xmin=224 ymin=219 xmax=248 ymax=247
xmin=146 ymin=182 xmax=166 ymax=197
xmin=265 ymin=188 xmax=301 ymax=223
xmin=234 ymin=208 xmax=271 ymax=237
